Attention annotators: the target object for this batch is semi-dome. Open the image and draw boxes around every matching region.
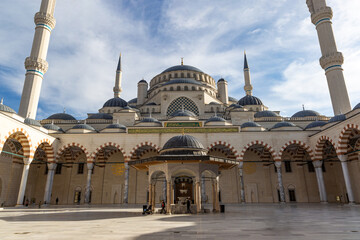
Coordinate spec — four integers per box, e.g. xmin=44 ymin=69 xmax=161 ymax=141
xmin=171 ymin=109 xmax=196 ymax=117
xmin=238 ymin=95 xmax=263 ymax=106
xmin=205 ymin=116 xmax=226 ymax=124
xmin=272 ymin=122 xmax=296 ymax=129
xmin=254 ymin=110 xmax=279 ymax=118
xmin=162 ymin=65 xmax=203 ymax=74
xmin=87 ymin=113 xmax=113 ymax=120
xmin=72 ymin=124 xmax=96 ymax=131
xmin=305 ymin=121 xmax=327 ymax=130
xmin=162 ymin=78 xmax=203 ymax=86
xmin=161 ymin=135 xmax=206 ymax=156
xmin=103 ymin=97 xmax=128 ymax=108
xmin=128 ymin=98 xmax=137 ymax=104
xmin=328 ymin=114 xmax=346 ymax=123
xmin=291 ymin=110 xmax=320 ymax=118
xmin=42 ymin=123 xmax=64 ymax=132
xmin=228 ymin=96 xmax=238 ymax=102
xmin=47 ymin=113 xmax=76 ymax=121
xmin=353 ymin=103 xmax=360 ymax=110
xmin=105 ymin=123 xmax=126 ymax=130
xmin=241 ymin=122 xmax=261 ymax=128
xmin=0 ymin=102 xmax=16 ymax=114
xmin=24 ymin=118 xmax=41 ymax=127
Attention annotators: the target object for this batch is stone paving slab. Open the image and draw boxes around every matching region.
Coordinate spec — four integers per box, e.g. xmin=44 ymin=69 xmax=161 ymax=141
xmin=0 ymin=204 xmax=359 ymax=239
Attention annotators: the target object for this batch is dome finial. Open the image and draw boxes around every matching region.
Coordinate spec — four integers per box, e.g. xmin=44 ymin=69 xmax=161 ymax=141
xmin=181 ymin=57 xmax=184 ymax=65
xmin=63 ymin=107 xmax=66 ymax=113
xmin=0 ymin=97 xmax=3 ymax=105
xmin=302 ymin=104 xmax=305 ymax=111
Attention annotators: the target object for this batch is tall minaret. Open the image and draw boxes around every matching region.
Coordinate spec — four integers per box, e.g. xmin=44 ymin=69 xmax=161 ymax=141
xmin=18 ymin=0 xmax=56 ymax=119
xmin=243 ymin=52 xmax=253 ymax=96
xmin=113 ymin=54 xmax=122 ymax=98
xmin=306 ymin=0 xmax=351 ymax=115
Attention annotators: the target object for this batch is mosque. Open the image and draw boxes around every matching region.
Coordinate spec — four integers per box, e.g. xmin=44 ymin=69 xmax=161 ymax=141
xmin=0 ymin=0 xmax=359 ymax=213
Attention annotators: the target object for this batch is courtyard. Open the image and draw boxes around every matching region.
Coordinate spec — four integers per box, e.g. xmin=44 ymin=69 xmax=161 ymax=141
xmin=0 ymin=204 xmax=359 ymax=239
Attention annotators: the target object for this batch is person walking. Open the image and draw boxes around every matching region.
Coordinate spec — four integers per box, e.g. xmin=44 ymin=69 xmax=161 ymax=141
xmin=186 ymin=198 xmax=191 ymax=213
xmin=56 ymin=197 xmax=59 ymax=205
xmin=160 ymin=200 xmax=166 ymax=214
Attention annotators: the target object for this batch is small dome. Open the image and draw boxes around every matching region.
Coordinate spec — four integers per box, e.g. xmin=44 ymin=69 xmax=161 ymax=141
xmin=103 ymin=97 xmax=128 ymax=108
xmin=105 ymin=123 xmax=126 ymax=130
xmin=24 ymin=118 xmax=41 ymax=127
xmin=123 ymin=106 xmax=132 ymax=110
xmin=42 ymin=124 xmax=64 ymax=132
xmin=209 ymin=102 xmax=220 ymax=105
xmin=162 ymin=65 xmax=203 ymax=74
xmin=305 ymin=121 xmax=327 ymax=130
xmin=353 ymin=103 xmax=360 ymax=110
xmin=328 ymin=114 xmax=346 ymax=123
xmin=87 ymin=113 xmax=113 ymax=120
xmin=291 ymin=110 xmax=320 ymax=118
xmin=228 ymin=96 xmax=238 ymax=102
xmin=146 ymin=102 xmax=157 ymax=106
xmin=241 ymin=122 xmax=261 ymax=128
xmin=171 ymin=109 xmax=196 ymax=117
xmin=128 ymin=98 xmax=137 ymax=104
xmin=229 ymin=104 xmax=243 ymax=109
xmin=161 ymin=135 xmax=206 ymax=155
xmin=218 ymin=78 xmax=225 ymax=82
xmin=272 ymin=122 xmax=296 ymax=129
xmin=205 ymin=116 xmax=226 ymax=124
xmin=238 ymin=95 xmax=263 ymax=106
xmin=140 ymin=117 xmax=161 ymax=124
xmin=254 ymin=111 xmax=279 ymax=118
xmin=138 ymin=79 xmax=147 ymax=84
xmin=0 ymin=102 xmax=16 ymax=114
xmin=162 ymin=79 xmax=203 ymax=86
xmin=72 ymin=124 xmax=96 ymax=131
xmin=47 ymin=113 xmax=76 ymax=121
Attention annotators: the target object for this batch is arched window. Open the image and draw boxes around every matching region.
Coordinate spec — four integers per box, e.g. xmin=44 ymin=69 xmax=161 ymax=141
xmin=184 ymin=86 xmax=189 ymax=91
xmin=170 ymin=87 xmax=174 ymax=91
xmin=166 ymin=97 xmax=199 ymax=116
xmin=181 ymin=73 xmax=184 ymax=78
xmin=177 ymin=86 xmax=181 ymax=91
xmin=187 ymin=73 xmax=190 ymax=78
xmin=192 ymin=86 xmax=195 ymax=91
xmin=174 ymin=73 xmax=178 ymax=78
xmin=164 ymin=88 xmax=167 ymax=91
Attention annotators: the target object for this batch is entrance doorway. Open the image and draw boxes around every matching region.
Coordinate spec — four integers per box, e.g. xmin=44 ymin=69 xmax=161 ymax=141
xmin=174 ymin=176 xmax=193 ymax=204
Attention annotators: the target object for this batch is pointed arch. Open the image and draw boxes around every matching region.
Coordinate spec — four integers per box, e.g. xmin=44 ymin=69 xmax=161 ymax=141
xmin=239 ymin=141 xmax=277 ymax=161
xmin=337 ymin=123 xmax=360 ymax=155
xmin=130 ymin=142 xmax=160 ymax=160
xmin=90 ymin=142 xmax=126 ymax=162
xmin=207 ymin=141 xmax=240 ymax=161
xmin=34 ymin=139 xmax=55 ymax=162
xmin=0 ymin=128 xmax=33 ymax=158
xmin=314 ymin=136 xmax=335 ymax=161
xmin=57 ymin=143 xmax=90 ymax=160
xmin=278 ymin=140 xmax=314 ymax=161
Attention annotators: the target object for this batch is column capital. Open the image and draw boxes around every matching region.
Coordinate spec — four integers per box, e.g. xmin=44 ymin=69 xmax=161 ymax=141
xmin=274 ymin=161 xmax=282 ymax=168
xmin=319 ymin=52 xmax=344 ymax=71
xmin=47 ymin=162 xmax=57 ymax=170
xmin=34 ymin=11 xmax=56 ymax=30
xmin=87 ymin=162 xmax=94 ymax=170
xmin=238 ymin=161 xmax=244 ymax=169
xmin=311 ymin=6 xmax=333 ymax=26
xmin=25 ymin=57 xmax=49 ymax=74
xmin=338 ymin=155 xmax=347 ymax=162
xmin=23 ymin=158 xmax=33 ymax=165
xmin=312 ymin=160 xmax=323 ymax=168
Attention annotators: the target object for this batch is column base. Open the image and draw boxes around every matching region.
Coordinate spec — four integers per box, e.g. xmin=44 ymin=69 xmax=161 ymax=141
xmin=348 ymin=202 xmax=356 ymax=205
xmin=320 ymin=201 xmax=328 ymax=204
xmin=15 ymin=204 xmax=25 ymax=208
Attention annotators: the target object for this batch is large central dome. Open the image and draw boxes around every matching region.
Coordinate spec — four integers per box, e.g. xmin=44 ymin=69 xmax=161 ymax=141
xmin=161 ymin=65 xmax=203 ymax=74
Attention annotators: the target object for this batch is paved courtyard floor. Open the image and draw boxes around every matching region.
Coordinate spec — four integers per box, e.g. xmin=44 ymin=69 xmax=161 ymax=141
xmin=0 ymin=203 xmax=360 ymax=240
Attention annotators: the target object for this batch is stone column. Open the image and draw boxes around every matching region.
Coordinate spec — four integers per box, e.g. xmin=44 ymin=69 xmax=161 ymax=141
xmin=215 ymin=176 xmax=220 ymax=211
xmin=201 ymin=176 xmax=206 ymax=206
xmin=84 ymin=162 xmax=94 ymax=204
xmin=313 ymin=160 xmax=327 ymax=202
xmin=166 ymin=181 xmax=171 ymax=213
xmin=148 ymin=184 xmax=152 ymax=205
xmin=43 ymin=162 xmax=57 ymax=204
xmin=274 ymin=161 xmax=285 ymax=203
xmin=238 ymin=162 xmax=245 ymax=203
xmin=123 ymin=161 xmax=129 ymax=204
xmin=212 ymin=179 xmax=216 ymax=211
xmin=151 ymin=183 xmax=155 ymax=211
xmin=196 ymin=181 xmax=201 ymax=213
xmin=163 ymin=180 xmax=167 ymax=203
xmin=16 ymin=158 xmax=33 ymax=206
xmin=338 ymin=155 xmax=355 ymax=203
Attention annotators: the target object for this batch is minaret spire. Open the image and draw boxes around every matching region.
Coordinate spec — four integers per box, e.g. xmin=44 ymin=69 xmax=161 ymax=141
xmin=18 ymin=0 xmax=57 ymax=119
xmin=113 ymin=53 xmax=123 ymax=98
xmin=243 ymin=51 xmax=253 ymax=96
xmin=307 ymin=0 xmax=351 ymax=115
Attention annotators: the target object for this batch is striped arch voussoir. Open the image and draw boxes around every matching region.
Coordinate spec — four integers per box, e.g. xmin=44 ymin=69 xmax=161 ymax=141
xmin=34 ymin=139 xmax=55 ymax=161
xmin=314 ymin=136 xmax=335 ymax=161
xmin=57 ymin=143 xmax=90 ymax=160
xmin=207 ymin=141 xmax=239 ymax=161
xmin=337 ymin=124 xmax=360 ymax=155
xmin=239 ymin=141 xmax=277 ymax=161
xmin=0 ymin=128 xmax=33 ymax=158
xmin=279 ymin=140 xmax=314 ymax=161
xmin=90 ymin=142 xmax=126 ymax=161
xmin=130 ymin=142 xmax=160 ymax=158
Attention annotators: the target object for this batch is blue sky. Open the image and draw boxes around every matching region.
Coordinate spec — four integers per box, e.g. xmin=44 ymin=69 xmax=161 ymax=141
xmin=0 ymin=0 xmax=360 ymax=120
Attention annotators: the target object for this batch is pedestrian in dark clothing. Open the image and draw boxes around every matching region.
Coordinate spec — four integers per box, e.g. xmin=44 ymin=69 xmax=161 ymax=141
xmin=56 ymin=197 xmax=59 ymax=205
xmin=186 ymin=198 xmax=191 ymax=213
xmin=160 ymin=200 xmax=166 ymax=214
